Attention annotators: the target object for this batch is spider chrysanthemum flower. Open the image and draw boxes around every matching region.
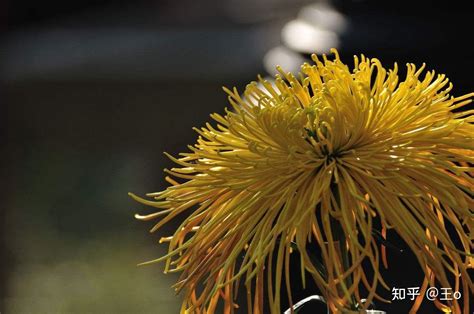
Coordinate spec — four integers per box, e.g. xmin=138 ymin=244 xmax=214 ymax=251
xmin=131 ymin=49 xmax=473 ymax=314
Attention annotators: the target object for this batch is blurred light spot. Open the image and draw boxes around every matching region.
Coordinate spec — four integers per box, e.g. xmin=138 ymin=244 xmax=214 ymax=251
xmin=298 ymin=3 xmax=348 ymax=34
xmin=281 ymin=20 xmax=339 ymax=54
xmin=263 ymin=46 xmax=306 ymax=75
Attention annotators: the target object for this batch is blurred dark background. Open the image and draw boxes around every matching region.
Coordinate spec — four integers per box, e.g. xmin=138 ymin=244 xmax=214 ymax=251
xmin=1 ymin=0 xmax=473 ymax=313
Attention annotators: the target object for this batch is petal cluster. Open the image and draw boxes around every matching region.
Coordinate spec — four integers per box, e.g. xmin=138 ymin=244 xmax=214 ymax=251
xmin=131 ymin=49 xmax=473 ymax=313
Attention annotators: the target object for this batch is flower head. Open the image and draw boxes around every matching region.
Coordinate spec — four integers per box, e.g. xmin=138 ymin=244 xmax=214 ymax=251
xmin=131 ymin=49 xmax=473 ymax=313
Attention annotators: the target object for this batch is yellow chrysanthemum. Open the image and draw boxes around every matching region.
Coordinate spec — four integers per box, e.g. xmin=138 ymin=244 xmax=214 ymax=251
xmin=130 ymin=49 xmax=473 ymax=314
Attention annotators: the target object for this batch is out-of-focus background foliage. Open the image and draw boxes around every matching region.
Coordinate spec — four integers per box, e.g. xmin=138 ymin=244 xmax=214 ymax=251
xmin=1 ymin=0 xmax=473 ymax=313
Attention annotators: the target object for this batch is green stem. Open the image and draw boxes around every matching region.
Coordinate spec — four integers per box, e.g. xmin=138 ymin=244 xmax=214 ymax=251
xmin=330 ymin=182 xmax=357 ymax=310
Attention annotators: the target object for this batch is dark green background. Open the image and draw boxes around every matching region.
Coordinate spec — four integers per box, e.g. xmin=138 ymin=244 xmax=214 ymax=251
xmin=2 ymin=1 xmax=473 ymax=312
